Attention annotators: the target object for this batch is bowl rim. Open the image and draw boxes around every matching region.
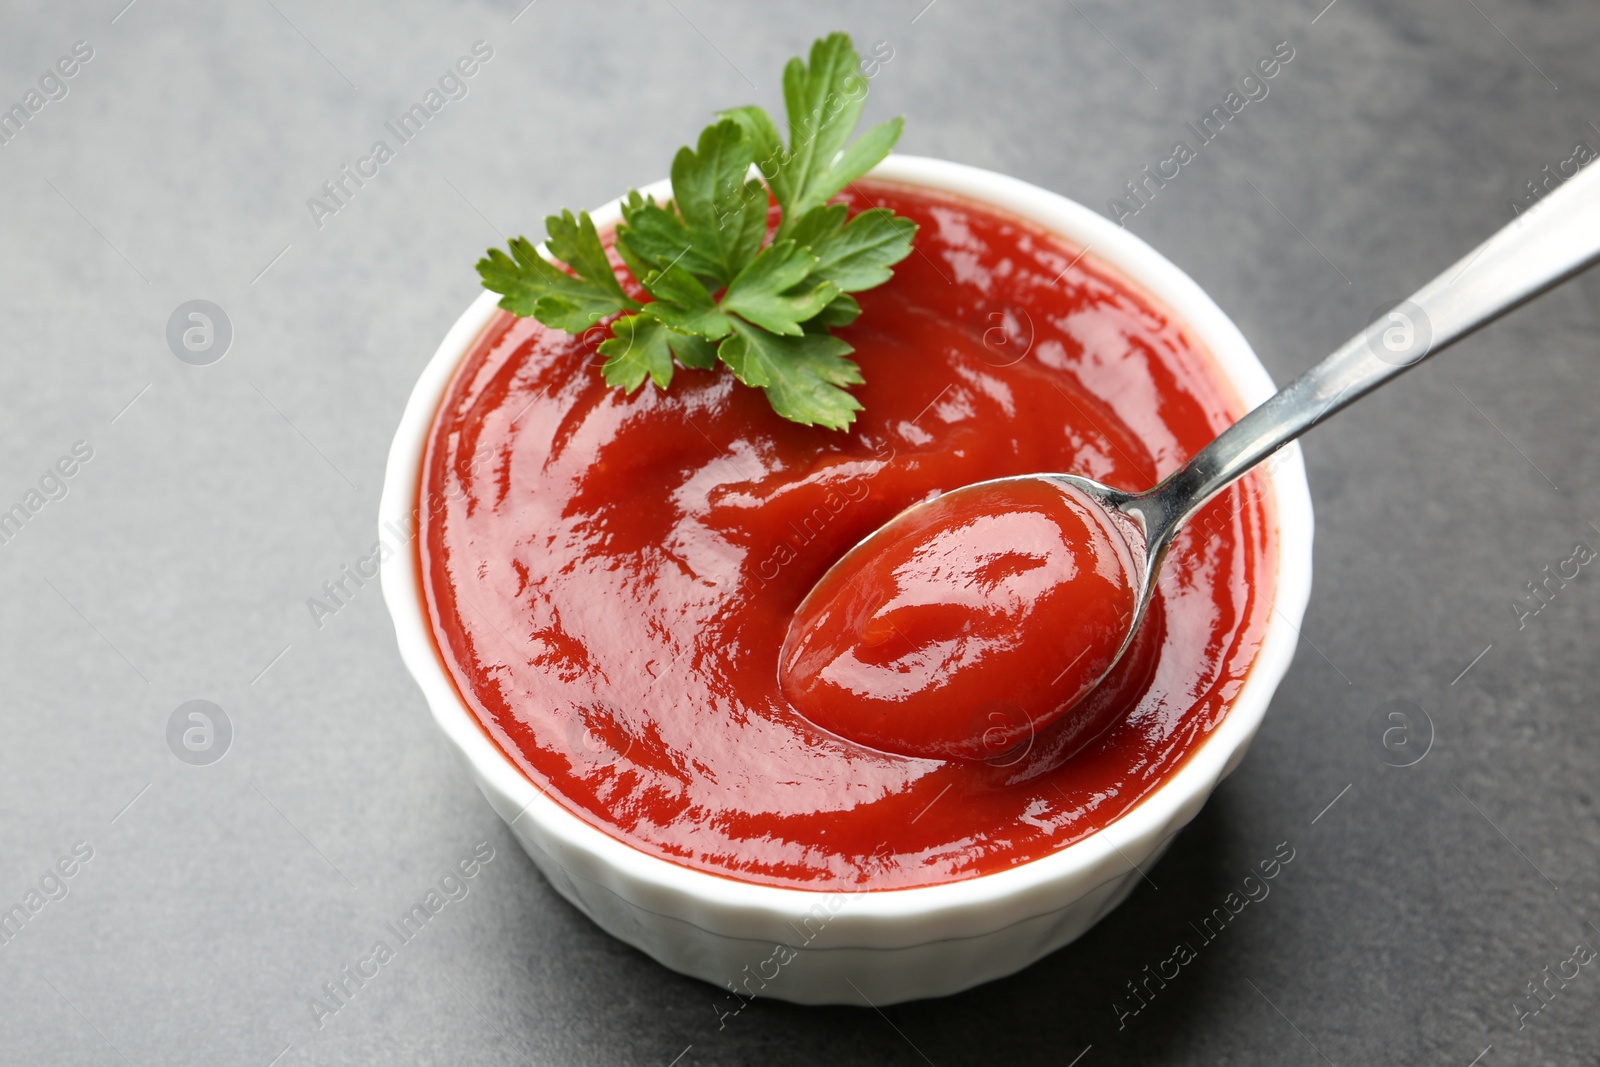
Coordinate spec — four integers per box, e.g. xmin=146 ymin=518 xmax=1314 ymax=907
xmin=379 ymin=153 xmax=1313 ymax=935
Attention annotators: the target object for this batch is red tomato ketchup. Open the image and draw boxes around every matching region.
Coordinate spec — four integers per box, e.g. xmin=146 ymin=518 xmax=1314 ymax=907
xmin=779 ymin=478 xmax=1139 ymax=762
xmin=419 ymin=180 xmax=1277 ymax=891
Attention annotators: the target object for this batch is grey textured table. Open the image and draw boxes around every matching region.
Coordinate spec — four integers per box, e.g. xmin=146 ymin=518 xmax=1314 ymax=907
xmin=1 ymin=1 xmax=1596 ymax=1064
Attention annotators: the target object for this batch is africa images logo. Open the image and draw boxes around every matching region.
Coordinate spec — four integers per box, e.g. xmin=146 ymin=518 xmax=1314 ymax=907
xmin=306 ymin=41 xmax=494 ymax=230
xmin=1107 ymin=41 xmax=1295 ymax=227
xmin=0 ymin=40 xmax=94 ymax=148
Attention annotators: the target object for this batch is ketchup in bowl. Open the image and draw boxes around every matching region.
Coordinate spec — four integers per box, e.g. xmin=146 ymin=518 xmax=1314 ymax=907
xmin=419 ymin=179 xmax=1277 ymax=891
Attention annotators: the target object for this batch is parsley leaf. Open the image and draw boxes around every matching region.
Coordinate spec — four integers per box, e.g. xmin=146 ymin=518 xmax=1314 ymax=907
xmin=615 ymin=192 xmax=715 ymax=281
xmin=719 ymin=320 xmax=864 ymax=430
xmin=788 ymin=204 xmax=916 ymax=292
xmin=722 ymin=33 xmax=904 ymax=238
xmin=720 ymin=241 xmax=839 ymax=336
xmin=640 ymin=265 xmax=732 ymax=339
xmin=667 ymin=120 xmax=767 ymax=285
xmin=666 ymin=329 xmax=718 ymax=369
xmin=477 ymin=31 xmax=915 ymax=431
xmin=597 ymin=313 xmax=674 ymax=392
xmin=811 ymin=292 xmax=862 ymax=329
xmin=476 ymin=231 xmax=638 ymax=334
xmin=544 ymin=209 xmax=634 ymax=306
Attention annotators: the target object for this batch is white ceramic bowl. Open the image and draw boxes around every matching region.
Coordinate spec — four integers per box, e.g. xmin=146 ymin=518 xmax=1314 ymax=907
xmin=380 ymin=155 xmax=1314 ymax=1006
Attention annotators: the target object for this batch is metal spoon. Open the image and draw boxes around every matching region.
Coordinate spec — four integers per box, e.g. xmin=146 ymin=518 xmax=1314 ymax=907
xmin=1065 ymin=160 xmax=1600 ymax=693
xmin=803 ymin=160 xmax=1600 ymax=729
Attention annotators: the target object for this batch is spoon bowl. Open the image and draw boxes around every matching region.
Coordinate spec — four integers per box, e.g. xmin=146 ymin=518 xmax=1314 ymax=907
xmin=779 ymin=474 xmax=1142 ymax=761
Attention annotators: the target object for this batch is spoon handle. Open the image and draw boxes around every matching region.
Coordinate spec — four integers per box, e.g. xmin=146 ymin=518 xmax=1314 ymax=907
xmin=1136 ymin=160 xmax=1600 ymax=550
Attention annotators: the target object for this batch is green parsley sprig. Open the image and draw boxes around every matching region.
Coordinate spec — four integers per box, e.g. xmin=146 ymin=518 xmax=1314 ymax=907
xmin=476 ymin=32 xmax=916 ymax=430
